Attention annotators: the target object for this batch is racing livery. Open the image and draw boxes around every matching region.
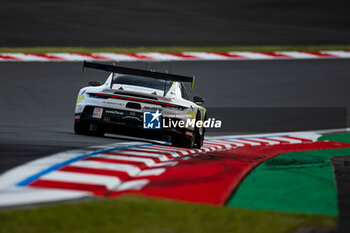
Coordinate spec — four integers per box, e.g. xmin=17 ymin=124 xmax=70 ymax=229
xmin=74 ymin=61 xmax=207 ymax=148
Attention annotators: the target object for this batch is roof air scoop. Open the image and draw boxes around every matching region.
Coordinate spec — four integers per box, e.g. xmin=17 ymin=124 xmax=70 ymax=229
xmin=119 ymin=87 xmax=124 ymax=90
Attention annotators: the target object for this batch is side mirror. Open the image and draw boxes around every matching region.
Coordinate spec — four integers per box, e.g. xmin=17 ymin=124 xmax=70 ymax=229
xmin=193 ymin=96 xmax=205 ymax=105
xmin=88 ymin=80 xmax=102 ymax=86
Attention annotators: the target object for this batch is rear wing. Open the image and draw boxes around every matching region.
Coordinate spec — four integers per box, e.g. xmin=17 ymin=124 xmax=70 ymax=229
xmin=83 ymin=61 xmax=195 ymax=89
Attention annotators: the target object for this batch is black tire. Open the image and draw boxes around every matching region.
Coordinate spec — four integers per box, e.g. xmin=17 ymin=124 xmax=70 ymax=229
xmin=182 ymin=135 xmax=195 ymax=148
xmin=171 ymin=135 xmax=194 ymax=148
xmin=74 ymin=121 xmax=89 ymax=135
xmin=171 ymin=136 xmax=180 ymax=147
xmin=90 ymin=129 xmax=105 ymax=137
xmin=194 ymin=112 xmax=206 ymax=149
xmin=88 ymin=123 xmax=105 ymax=137
xmin=171 ymin=112 xmax=206 ymax=149
xmin=74 ymin=121 xmax=105 ymax=137
xmin=194 ymin=133 xmax=204 ymax=149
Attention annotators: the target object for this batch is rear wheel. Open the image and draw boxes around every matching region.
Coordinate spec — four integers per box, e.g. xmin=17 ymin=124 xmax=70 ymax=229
xmin=171 ymin=112 xmax=206 ymax=149
xmin=74 ymin=121 xmax=89 ymax=135
xmin=171 ymin=134 xmax=194 ymax=148
xmin=194 ymin=112 xmax=206 ymax=149
xmin=88 ymin=123 xmax=105 ymax=137
xmin=74 ymin=121 xmax=105 ymax=137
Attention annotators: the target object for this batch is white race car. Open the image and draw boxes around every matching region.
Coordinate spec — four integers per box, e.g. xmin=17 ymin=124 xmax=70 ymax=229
xmin=74 ymin=61 xmax=207 ymax=148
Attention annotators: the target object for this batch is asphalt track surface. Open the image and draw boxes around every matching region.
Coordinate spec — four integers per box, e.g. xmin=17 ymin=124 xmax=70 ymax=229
xmin=1 ymin=0 xmax=350 ymax=47
xmin=1 ymin=59 xmax=350 ymax=174
xmin=1 ymin=60 xmax=350 ymax=232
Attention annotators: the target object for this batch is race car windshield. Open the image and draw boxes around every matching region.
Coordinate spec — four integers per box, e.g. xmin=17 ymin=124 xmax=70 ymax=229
xmin=113 ymin=74 xmax=172 ymax=91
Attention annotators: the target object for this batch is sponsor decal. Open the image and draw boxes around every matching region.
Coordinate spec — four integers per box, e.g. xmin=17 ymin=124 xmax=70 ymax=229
xmin=185 ymin=131 xmax=193 ymax=137
xmin=105 ymin=110 xmax=124 ymax=115
xmin=102 ymin=101 xmax=123 ymax=106
xmin=93 ymin=107 xmax=103 ymax=119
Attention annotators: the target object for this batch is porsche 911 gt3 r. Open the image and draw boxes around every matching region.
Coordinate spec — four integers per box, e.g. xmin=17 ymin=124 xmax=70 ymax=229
xmin=74 ymin=61 xmax=207 ymax=148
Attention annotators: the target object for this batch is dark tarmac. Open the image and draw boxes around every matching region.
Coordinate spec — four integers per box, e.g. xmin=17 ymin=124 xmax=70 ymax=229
xmin=1 ymin=0 xmax=349 ymax=47
xmin=1 ymin=59 xmax=349 ymax=172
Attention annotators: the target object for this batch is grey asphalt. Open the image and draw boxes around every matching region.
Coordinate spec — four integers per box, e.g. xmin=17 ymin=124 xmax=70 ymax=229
xmin=1 ymin=59 xmax=350 ymax=173
xmin=1 ymin=0 xmax=349 ymax=47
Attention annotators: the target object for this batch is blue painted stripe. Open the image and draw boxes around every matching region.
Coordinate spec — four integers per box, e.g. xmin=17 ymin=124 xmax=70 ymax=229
xmin=206 ymin=134 xmax=289 ymax=141
xmin=17 ymin=143 xmax=152 ymax=187
xmin=16 ymin=134 xmax=297 ymax=187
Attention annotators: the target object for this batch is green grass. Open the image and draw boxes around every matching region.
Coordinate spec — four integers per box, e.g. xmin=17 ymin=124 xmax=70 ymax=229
xmin=228 ymin=133 xmax=350 ymax=216
xmin=319 ymin=133 xmax=350 ymax=144
xmin=0 ymin=196 xmax=336 ymax=233
xmin=228 ymin=148 xmax=350 ymax=216
xmin=0 ymin=45 xmax=349 ymax=53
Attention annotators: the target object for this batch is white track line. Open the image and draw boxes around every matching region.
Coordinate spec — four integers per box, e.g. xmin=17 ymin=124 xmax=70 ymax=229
xmin=94 ymin=154 xmax=157 ymax=166
xmin=229 ymin=52 xmax=272 ymax=59
xmin=182 ymin=52 xmax=230 ymax=60
xmin=1 ymin=51 xmax=349 ymax=62
xmin=248 ymin=138 xmax=280 ymax=145
xmin=277 ymin=51 xmax=320 ymax=58
xmin=212 ymin=140 xmax=245 ymax=147
xmin=270 ymin=136 xmax=303 ymax=144
xmin=140 ymin=145 xmax=192 ymax=155
xmin=325 ymin=51 xmax=350 ymax=58
xmin=95 ymin=53 xmax=141 ymax=61
xmin=227 ymin=139 xmax=261 ymax=146
xmin=72 ymin=160 xmax=141 ymax=176
xmin=116 ymin=179 xmax=149 ymax=191
xmin=203 ymin=141 xmax=233 ymax=148
xmin=40 ymin=171 xmax=121 ymax=190
xmin=123 ymin=147 xmax=181 ymax=157
xmin=114 ymin=150 xmax=169 ymax=161
xmin=137 ymin=52 xmax=183 ymax=61
xmin=151 ymin=161 xmax=178 ymax=167
xmin=137 ymin=168 xmax=166 ymax=177
xmin=0 ymin=188 xmax=89 ymax=207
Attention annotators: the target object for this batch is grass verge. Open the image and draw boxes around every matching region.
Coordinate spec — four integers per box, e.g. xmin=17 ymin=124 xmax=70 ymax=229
xmin=0 ymin=45 xmax=349 ymax=53
xmin=0 ymin=195 xmax=336 ymax=233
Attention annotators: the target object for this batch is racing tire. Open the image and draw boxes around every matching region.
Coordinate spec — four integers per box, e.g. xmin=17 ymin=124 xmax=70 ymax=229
xmin=74 ymin=121 xmax=105 ymax=137
xmin=194 ymin=112 xmax=206 ymax=149
xmin=171 ymin=135 xmax=194 ymax=149
xmin=74 ymin=121 xmax=89 ymax=135
xmin=88 ymin=123 xmax=105 ymax=137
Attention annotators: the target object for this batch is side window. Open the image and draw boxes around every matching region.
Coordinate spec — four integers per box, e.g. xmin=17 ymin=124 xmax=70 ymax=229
xmin=180 ymin=83 xmax=189 ymax=100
